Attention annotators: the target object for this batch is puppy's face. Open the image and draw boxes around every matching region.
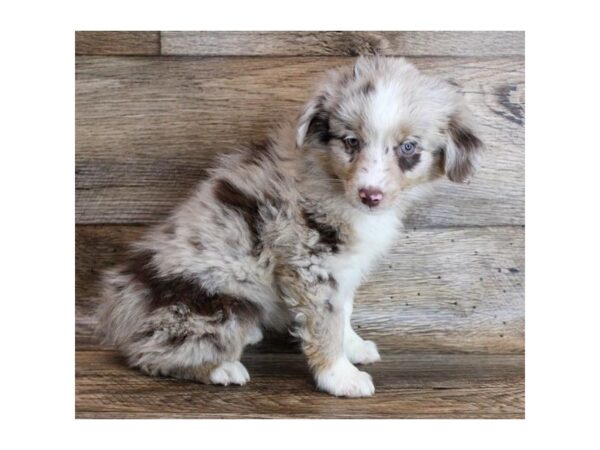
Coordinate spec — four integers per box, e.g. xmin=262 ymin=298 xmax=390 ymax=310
xmin=297 ymin=57 xmax=483 ymax=212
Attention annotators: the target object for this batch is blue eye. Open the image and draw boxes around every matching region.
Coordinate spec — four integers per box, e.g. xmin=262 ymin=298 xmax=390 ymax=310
xmin=400 ymin=141 xmax=416 ymax=155
xmin=344 ymin=136 xmax=360 ymax=149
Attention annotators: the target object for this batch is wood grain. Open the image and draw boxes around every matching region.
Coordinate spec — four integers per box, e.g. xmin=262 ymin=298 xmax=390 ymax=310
xmin=76 ymin=351 xmax=524 ymax=418
xmin=161 ymin=31 xmax=524 ymax=57
xmin=76 ymin=225 xmax=524 ymax=354
xmin=75 ymin=31 xmax=160 ymax=55
xmin=76 ymin=56 xmax=524 ymax=227
xmin=74 ymin=31 xmax=525 ymax=419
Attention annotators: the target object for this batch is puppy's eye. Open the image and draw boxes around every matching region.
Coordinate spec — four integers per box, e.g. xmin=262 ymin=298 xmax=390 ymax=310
xmin=343 ymin=136 xmax=360 ymax=150
xmin=399 ymin=141 xmax=417 ymax=156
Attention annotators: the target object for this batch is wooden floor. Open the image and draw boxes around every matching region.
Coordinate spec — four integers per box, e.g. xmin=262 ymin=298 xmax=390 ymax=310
xmin=76 ymin=351 xmax=523 ymax=419
xmin=75 ymin=31 xmax=525 ymax=419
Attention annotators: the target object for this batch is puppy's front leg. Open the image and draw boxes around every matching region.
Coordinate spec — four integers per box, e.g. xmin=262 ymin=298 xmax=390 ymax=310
xmin=309 ymin=304 xmax=375 ymax=398
xmin=276 ymin=264 xmax=375 ymax=397
xmin=343 ymin=297 xmax=381 ymax=365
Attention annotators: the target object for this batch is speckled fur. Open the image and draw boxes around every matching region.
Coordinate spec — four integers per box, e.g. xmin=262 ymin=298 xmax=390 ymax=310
xmin=96 ymin=57 xmax=483 ymax=397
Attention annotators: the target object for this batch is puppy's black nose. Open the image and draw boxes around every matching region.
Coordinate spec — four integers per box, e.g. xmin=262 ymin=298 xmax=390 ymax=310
xmin=359 ymin=187 xmax=383 ymax=207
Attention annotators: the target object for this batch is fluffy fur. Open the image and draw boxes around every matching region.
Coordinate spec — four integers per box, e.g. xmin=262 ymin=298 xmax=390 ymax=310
xmin=96 ymin=57 xmax=483 ymax=397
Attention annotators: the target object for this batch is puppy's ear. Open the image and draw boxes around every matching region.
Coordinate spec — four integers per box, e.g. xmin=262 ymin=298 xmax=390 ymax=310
xmin=296 ymin=96 xmax=331 ymax=148
xmin=442 ymin=111 xmax=483 ymax=183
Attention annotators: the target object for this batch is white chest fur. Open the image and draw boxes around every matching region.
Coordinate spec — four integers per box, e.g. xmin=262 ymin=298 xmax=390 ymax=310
xmin=324 ymin=210 xmax=401 ymax=299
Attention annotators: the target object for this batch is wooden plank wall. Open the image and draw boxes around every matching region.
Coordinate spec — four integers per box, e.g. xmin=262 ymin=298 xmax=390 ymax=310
xmin=75 ymin=31 xmax=525 ymax=354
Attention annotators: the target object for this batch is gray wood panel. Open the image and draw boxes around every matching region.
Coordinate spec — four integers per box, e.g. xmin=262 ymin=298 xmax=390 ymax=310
xmin=161 ymin=31 xmax=524 ymax=57
xmin=76 ymin=351 xmax=524 ymax=418
xmin=76 ymin=56 xmax=524 ymax=227
xmin=74 ymin=32 xmax=526 ymax=419
xmin=76 ymin=31 xmax=160 ymax=55
xmin=76 ymin=225 xmax=524 ymax=354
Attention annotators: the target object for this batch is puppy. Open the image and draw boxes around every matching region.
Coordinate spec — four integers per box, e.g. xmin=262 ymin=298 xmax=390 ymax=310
xmin=96 ymin=57 xmax=482 ymax=397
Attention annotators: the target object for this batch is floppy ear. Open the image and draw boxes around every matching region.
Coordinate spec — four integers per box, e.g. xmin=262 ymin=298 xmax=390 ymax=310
xmin=296 ymin=96 xmax=331 ymax=149
xmin=443 ymin=111 xmax=483 ymax=183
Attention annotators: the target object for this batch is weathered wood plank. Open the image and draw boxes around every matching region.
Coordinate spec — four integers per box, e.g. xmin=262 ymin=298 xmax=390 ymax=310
xmin=76 ymin=351 xmax=524 ymax=418
xmin=75 ymin=31 xmax=160 ymax=55
xmin=161 ymin=31 xmax=524 ymax=57
xmin=76 ymin=225 xmax=524 ymax=354
xmin=75 ymin=56 xmax=524 ymax=227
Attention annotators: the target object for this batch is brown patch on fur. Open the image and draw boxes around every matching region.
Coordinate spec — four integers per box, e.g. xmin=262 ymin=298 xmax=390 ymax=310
xmin=213 ymin=178 xmax=263 ymax=254
xmin=445 ymin=119 xmax=482 ymax=182
xmin=307 ymin=112 xmax=332 ymax=145
xmin=448 ymin=120 xmax=482 ymax=153
xmin=126 ymin=250 xmax=260 ymax=323
xmin=302 ymin=209 xmax=342 ymax=253
xmin=432 ymin=148 xmax=446 ymax=177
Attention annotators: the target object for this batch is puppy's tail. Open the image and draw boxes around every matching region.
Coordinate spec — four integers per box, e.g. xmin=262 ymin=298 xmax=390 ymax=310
xmin=92 ymin=268 xmax=147 ymax=348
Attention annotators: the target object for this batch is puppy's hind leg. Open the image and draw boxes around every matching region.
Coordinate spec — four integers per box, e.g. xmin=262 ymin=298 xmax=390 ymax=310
xmin=208 ymin=361 xmax=251 ymax=386
xmin=138 ymin=359 xmax=251 ymax=386
xmin=206 ymin=321 xmax=262 ymax=385
xmin=129 ymin=332 xmax=253 ymax=386
xmin=124 ymin=304 xmax=261 ymax=387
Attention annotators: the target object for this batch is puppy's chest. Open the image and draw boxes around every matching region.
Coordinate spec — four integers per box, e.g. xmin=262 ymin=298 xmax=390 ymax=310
xmin=323 ymin=212 xmax=400 ymax=288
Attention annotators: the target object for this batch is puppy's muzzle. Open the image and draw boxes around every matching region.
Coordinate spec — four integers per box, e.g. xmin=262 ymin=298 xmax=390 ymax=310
xmin=358 ymin=187 xmax=383 ymax=208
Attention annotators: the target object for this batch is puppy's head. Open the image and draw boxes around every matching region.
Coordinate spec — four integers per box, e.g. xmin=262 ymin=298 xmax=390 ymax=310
xmin=296 ymin=57 xmax=483 ymax=212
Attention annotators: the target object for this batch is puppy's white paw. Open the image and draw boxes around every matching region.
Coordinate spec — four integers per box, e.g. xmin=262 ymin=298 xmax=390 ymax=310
xmin=244 ymin=326 xmax=264 ymax=346
xmin=345 ymin=339 xmax=381 ymax=365
xmin=209 ymin=361 xmax=250 ymax=386
xmin=316 ymin=358 xmax=375 ymax=397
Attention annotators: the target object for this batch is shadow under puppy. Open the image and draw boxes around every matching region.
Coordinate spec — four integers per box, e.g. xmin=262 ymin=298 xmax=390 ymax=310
xmin=97 ymin=56 xmax=483 ymax=397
